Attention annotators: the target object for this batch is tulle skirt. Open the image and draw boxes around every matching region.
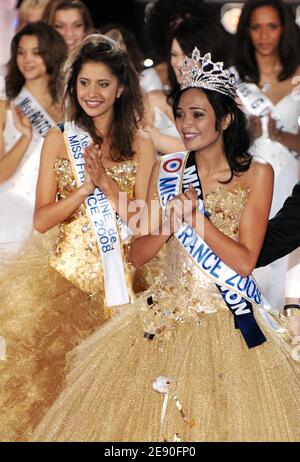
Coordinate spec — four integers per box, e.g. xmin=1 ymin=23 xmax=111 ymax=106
xmin=0 ymin=230 xmax=107 ymax=441
xmin=31 ymin=283 xmax=300 ymax=442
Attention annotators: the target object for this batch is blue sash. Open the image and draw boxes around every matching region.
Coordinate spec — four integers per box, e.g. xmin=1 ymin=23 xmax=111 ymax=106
xmin=182 ymin=152 xmax=266 ymax=348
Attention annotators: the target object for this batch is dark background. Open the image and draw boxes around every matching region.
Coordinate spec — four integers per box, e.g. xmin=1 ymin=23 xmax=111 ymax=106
xmin=16 ymin=0 xmax=300 ymax=57
xmin=83 ymin=0 xmax=147 ymax=51
xmin=81 ymin=0 xmax=300 ymax=55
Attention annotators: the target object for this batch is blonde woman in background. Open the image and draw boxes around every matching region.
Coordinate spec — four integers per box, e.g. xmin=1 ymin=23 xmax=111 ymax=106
xmin=16 ymin=0 xmax=50 ymax=31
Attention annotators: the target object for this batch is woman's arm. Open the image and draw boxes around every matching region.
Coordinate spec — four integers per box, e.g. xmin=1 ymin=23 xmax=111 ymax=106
xmin=142 ymin=123 xmax=186 ymax=155
xmin=176 ymin=160 xmax=274 ymax=277
xmin=268 ymin=118 xmax=300 ymax=154
xmin=0 ymin=102 xmax=33 ymax=183
xmin=34 ymin=128 xmax=94 ymax=233
xmin=143 ymin=92 xmax=185 ymax=154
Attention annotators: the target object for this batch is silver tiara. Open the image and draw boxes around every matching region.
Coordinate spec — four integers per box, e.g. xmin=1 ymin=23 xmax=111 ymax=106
xmin=180 ymin=47 xmax=236 ymax=99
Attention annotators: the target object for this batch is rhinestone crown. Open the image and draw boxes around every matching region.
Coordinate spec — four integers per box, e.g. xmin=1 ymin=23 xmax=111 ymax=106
xmin=180 ymin=47 xmax=236 ymax=99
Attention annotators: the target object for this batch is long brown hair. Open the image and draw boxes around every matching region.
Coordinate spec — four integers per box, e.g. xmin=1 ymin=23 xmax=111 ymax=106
xmin=5 ymin=21 xmax=67 ymax=103
xmin=42 ymin=0 xmax=93 ymax=35
xmin=235 ymin=0 xmax=300 ymax=83
xmin=63 ymin=34 xmax=144 ymax=161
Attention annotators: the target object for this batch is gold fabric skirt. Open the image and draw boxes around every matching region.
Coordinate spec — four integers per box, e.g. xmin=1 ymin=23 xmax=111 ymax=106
xmin=0 ymin=229 xmax=164 ymax=442
xmin=0 ymin=230 xmax=107 ymax=442
xmin=31 ymin=280 xmax=300 ymax=442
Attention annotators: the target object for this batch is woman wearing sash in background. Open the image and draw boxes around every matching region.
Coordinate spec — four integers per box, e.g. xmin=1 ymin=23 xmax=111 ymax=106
xmin=0 ymin=22 xmax=67 ymax=256
xmin=0 ymin=34 xmax=156 ymax=441
xmin=233 ymin=0 xmax=300 ymax=310
xmin=32 ymin=49 xmax=300 ymax=443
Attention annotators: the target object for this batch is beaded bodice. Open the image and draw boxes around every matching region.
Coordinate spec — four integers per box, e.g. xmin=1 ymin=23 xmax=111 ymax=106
xmin=49 ymin=157 xmax=138 ymax=295
xmin=139 ymin=186 xmax=250 ymax=341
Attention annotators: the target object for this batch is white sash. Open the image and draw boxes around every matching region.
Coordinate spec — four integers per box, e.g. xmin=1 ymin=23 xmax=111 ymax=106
xmin=230 ymin=68 xmax=273 ymax=118
xmin=230 ymin=67 xmax=299 ymax=162
xmin=14 ymin=87 xmax=55 ymax=137
xmin=64 ymin=121 xmax=134 ymax=307
xmin=158 ymin=152 xmax=287 ymax=335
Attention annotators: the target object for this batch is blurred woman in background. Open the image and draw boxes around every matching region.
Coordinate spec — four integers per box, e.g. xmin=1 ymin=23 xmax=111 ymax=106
xmin=0 ymin=21 xmax=67 ymax=255
xmin=233 ymin=0 xmax=300 ymax=310
xmin=42 ymin=0 xmax=93 ymax=53
xmin=16 ymin=0 xmax=50 ymax=31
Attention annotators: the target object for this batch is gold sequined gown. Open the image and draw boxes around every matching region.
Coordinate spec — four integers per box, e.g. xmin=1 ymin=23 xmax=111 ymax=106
xmin=32 ymin=187 xmax=300 ymax=442
xmin=0 ymin=156 xmax=151 ymax=442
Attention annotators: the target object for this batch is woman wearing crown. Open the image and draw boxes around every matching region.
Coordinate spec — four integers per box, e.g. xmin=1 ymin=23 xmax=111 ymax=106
xmin=32 ymin=49 xmax=300 ymax=442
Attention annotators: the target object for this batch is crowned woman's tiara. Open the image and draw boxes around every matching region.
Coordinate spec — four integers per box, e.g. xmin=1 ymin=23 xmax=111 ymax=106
xmin=180 ymin=47 xmax=236 ymax=99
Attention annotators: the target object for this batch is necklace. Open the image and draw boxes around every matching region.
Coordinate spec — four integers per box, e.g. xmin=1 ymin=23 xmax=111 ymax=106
xmin=260 ymin=81 xmax=272 ymax=93
xmin=259 ymin=61 xmax=281 ymax=93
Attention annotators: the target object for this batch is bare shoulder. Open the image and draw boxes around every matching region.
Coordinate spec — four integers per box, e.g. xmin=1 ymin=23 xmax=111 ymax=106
xmin=250 ymin=157 xmax=273 ymax=175
xmin=42 ymin=126 xmax=67 ymax=159
xmin=246 ymin=157 xmax=274 ymax=187
xmin=45 ymin=125 xmax=64 ymax=140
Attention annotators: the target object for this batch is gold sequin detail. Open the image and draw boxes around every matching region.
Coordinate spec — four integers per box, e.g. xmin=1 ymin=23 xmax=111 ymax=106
xmin=106 ymin=159 xmax=138 ymax=201
xmin=31 ymin=187 xmax=300 ymax=443
xmin=50 ymin=157 xmax=138 ymax=294
xmin=205 ymin=186 xmax=250 ymax=240
xmin=139 ymin=187 xmax=249 ymax=343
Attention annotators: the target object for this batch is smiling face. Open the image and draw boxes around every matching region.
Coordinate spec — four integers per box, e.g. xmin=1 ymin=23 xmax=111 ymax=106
xmin=175 ymin=88 xmax=226 ymax=153
xmin=76 ymin=61 xmax=123 ymax=121
xmin=16 ymin=34 xmax=47 ymax=81
xmin=53 ymin=8 xmax=85 ymax=51
xmin=249 ymin=5 xmax=283 ymax=57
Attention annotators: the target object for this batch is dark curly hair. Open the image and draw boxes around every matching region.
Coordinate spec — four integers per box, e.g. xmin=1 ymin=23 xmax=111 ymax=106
xmin=5 ymin=21 xmax=67 ymax=103
xmin=63 ymin=34 xmax=144 ymax=161
xmin=173 ymin=88 xmax=252 ymax=184
xmin=234 ymin=0 xmax=300 ymax=83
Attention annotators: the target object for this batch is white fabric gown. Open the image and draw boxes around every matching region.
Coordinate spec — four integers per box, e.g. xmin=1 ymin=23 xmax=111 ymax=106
xmin=140 ymin=67 xmax=164 ymax=93
xmin=251 ymin=91 xmax=300 ymax=309
xmin=0 ymin=78 xmax=43 ymax=256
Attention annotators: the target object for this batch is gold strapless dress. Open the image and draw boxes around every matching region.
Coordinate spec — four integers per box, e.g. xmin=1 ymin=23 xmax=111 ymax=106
xmin=0 ymin=156 xmax=158 ymax=442
xmin=32 ymin=187 xmax=300 ymax=442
